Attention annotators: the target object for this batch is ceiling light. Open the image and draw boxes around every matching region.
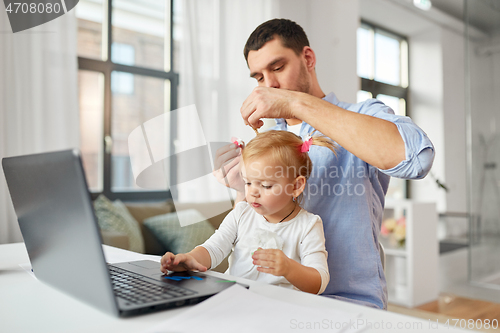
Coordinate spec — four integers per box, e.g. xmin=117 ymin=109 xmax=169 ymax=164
xmin=413 ymin=0 xmax=432 ymax=11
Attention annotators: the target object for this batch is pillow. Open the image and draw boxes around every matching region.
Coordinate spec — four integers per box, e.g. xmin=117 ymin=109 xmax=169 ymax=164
xmin=93 ymin=195 xmax=145 ymax=253
xmin=143 ymin=209 xmax=215 ymax=254
xmin=124 ymin=201 xmax=175 ymax=255
xmin=125 ymin=200 xmax=175 ymax=224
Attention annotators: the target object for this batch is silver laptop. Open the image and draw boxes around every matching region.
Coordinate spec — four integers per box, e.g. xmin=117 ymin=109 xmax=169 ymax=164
xmin=2 ymin=149 xmax=238 ymax=317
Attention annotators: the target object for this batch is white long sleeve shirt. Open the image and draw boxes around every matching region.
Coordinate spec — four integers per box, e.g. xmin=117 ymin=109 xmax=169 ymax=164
xmin=200 ymin=201 xmax=330 ymax=294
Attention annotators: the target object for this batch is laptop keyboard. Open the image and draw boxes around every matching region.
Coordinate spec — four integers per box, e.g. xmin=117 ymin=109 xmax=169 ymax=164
xmin=108 ymin=265 xmax=197 ymax=305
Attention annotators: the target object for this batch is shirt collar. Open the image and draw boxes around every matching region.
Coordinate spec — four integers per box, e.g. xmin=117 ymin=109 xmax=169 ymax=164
xmin=322 ymin=92 xmax=339 ymax=105
xmin=275 ymin=118 xmax=286 ymax=126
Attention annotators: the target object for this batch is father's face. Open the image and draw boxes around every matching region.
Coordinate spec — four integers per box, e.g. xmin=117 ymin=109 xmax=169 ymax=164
xmin=247 ymin=38 xmax=311 ymax=94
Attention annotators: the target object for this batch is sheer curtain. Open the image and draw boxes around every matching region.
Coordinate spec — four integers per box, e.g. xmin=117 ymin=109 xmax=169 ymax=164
xmin=0 ymin=10 xmax=79 ymax=244
xmin=175 ymin=0 xmax=277 ymax=202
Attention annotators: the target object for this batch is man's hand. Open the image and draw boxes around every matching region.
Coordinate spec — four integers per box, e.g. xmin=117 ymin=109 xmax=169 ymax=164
xmin=212 ymin=143 xmax=245 ymax=193
xmin=160 ymin=252 xmax=207 ymax=273
xmin=240 ymin=87 xmax=302 ymax=129
xmin=251 ymin=248 xmax=291 ymax=277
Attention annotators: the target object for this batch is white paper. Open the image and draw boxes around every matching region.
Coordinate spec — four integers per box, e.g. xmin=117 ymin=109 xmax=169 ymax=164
xmin=102 ymin=245 xmax=162 ymax=264
xmin=144 ymin=284 xmax=365 ymax=333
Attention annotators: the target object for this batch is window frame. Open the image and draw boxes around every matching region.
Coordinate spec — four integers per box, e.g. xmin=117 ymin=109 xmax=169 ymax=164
xmin=78 ymin=0 xmax=178 ymax=201
xmin=359 ymin=21 xmax=409 ymax=105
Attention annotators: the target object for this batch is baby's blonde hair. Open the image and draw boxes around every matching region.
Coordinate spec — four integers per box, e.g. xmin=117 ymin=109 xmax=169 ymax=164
xmin=242 ymin=130 xmax=336 ymax=181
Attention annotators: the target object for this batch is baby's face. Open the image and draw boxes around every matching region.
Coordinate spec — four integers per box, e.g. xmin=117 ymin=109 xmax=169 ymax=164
xmin=241 ymin=155 xmax=296 ymax=221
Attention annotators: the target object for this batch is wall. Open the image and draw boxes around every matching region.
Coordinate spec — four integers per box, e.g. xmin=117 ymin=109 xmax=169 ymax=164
xmin=408 ymin=28 xmax=447 ymax=212
xmin=442 ymin=28 xmax=467 ymax=212
xmin=275 ymin=0 xmax=359 ymax=103
xmin=309 ymin=0 xmax=359 ymax=103
xmin=410 ymin=26 xmax=468 ymax=214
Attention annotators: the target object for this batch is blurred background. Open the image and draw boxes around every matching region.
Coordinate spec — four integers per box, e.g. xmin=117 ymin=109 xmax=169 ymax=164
xmin=1 ymin=0 xmax=500 ymax=308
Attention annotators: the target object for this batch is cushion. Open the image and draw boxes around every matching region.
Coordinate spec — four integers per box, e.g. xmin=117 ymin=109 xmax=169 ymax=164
xmin=125 ymin=200 xmax=175 ymax=223
xmin=124 ymin=200 xmax=175 ymax=255
xmin=143 ymin=209 xmax=215 ymax=254
xmin=93 ymin=195 xmax=145 ymax=253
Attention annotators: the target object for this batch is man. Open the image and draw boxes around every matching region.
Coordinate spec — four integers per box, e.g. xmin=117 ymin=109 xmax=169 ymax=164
xmin=214 ymin=18 xmax=434 ymax=309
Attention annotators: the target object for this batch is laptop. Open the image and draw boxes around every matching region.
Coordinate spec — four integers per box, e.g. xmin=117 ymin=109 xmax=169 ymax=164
xmin=2 ymin=149 xmax=239 ymax=317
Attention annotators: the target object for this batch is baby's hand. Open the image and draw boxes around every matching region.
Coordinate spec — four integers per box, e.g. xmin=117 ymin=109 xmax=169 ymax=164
xmin=160 ymin=252 xmax=207 ymax=274
xmin=251 ymin=248 xmax=291 ymax=277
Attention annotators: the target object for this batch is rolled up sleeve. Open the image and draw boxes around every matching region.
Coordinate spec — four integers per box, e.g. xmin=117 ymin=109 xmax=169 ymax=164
xmin=382 ymin=119 xmax=435 ymax=179
xmin=357 ymin=99 xmax=435 ymax=180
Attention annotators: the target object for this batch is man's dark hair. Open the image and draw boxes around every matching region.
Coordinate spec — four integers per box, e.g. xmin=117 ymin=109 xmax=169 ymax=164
xmin=244 ymin=18 xmax=309 ymax=62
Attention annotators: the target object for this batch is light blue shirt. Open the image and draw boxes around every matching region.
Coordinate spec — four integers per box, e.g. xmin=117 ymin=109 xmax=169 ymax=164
xmin=270 ymin=92 xmax=434 ymax=309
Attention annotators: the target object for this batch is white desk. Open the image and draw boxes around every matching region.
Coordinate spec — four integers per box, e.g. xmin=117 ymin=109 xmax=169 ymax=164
xmin=0 ymin=243 xmax=473 ymax=333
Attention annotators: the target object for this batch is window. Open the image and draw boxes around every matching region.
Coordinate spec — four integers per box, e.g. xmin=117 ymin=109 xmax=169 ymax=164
xmin=76 ymin=0 xmax=178 ymax=200
xmin=111 ymin=43 xmax=135 ymax=94
xmin=357 ymin=22 xmax=409 ymax=199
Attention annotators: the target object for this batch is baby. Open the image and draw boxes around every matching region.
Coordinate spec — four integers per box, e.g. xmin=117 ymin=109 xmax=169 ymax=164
xmin=161 ymin=130 xmax=336 ymax=294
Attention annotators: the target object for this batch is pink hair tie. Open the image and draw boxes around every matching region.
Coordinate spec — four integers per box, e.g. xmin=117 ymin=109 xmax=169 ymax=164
xmin=301 ymin=135 xmax=313 ymax=153
xmin=231 ymin=137 xmax=244 ymax=148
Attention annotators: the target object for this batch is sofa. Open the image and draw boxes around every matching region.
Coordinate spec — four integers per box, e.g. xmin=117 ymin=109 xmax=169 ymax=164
xmin=95 ymin=195 xmax=232 ymax=273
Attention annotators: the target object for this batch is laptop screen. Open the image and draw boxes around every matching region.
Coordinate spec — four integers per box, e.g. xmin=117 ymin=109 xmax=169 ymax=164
xmin=3 ymin=149 xmax=119 ymax=315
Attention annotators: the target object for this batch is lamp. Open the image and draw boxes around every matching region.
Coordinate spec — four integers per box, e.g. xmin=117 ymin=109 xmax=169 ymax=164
xmin=413 ymin=0 xmax=432 ymax=11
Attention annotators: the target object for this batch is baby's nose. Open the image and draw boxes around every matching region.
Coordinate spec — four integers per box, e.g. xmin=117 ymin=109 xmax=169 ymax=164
xmin=249 ymin=185 xmax=260 ymax=197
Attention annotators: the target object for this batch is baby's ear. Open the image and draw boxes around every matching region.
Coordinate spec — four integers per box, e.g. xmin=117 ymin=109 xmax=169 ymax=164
xmin=293 ymin=175 xmax=307 ymax=197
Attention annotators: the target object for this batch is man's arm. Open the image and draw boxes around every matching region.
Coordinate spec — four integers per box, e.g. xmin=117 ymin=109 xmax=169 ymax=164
xmin=293 ymin=93 xmax=405 ymax=170
xmin=241 ymin=87 xmax=406 ymax=171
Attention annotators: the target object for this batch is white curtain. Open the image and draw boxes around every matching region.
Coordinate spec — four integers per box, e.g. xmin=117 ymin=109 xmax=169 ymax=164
xmin=0 ymin=10 xmax=79 ymax=244
xmin=175 ymin=0 xmax=277 ymax=202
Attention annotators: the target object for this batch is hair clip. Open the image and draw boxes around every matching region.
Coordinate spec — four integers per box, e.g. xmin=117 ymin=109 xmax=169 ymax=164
xmin=231 ymin=137 xmax=244 ymax=148
xmin=301 ymin=135 xmax=313 ymax=153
